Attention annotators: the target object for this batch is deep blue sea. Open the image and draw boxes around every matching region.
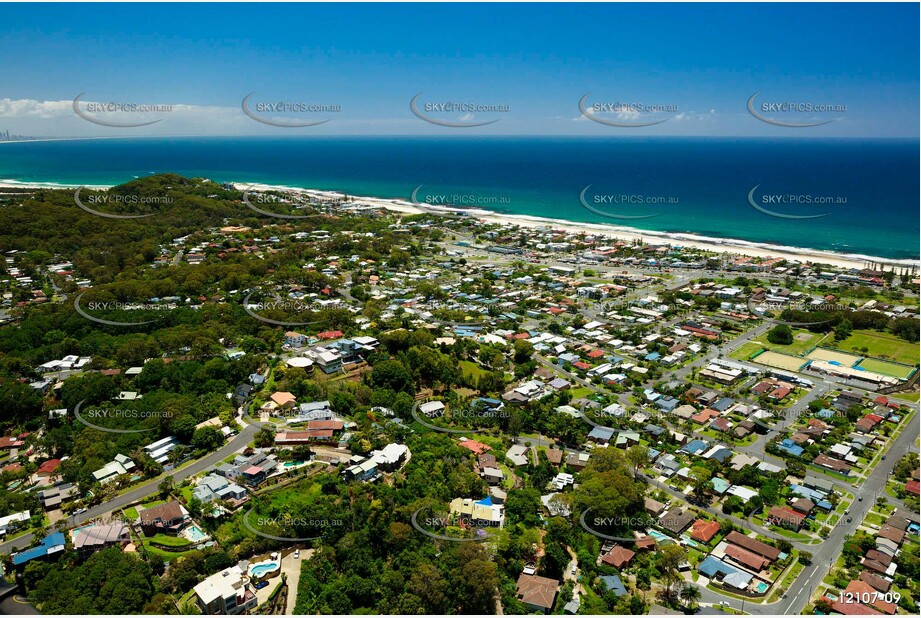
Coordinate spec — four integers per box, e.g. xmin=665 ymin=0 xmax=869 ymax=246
xmin=0 ymin=136 xmax=917 ymax=261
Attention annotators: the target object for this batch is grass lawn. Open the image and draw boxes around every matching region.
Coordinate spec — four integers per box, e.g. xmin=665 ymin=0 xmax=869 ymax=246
xmin=729 ymin=341 xmax=765 ymax=361
xmin=834 ymin=330 xmax=920 ymax=365
xmin=768 ymin=558 xmax=805 ymax=603
xmin=459 ymin=360 xmax=488 ymax=381
xmin=498 ymin=463 xmax=516 ymax=490
xmin=123 ymin=507 xmax=139 ymax=520
xmin=756 ymin=330 xmax=829 ymax=356
xmin=143 ymin=542 xmax=195 ymax=559
xmin=766 ymin=526 xmax=815 ymax=543
xmin=144 ymin=533 xmax=191 ymax=546
xmin=568 ymin=386 xmax=594 ymax=399
xmin=893 ymin=392 xmax=920 ymax=403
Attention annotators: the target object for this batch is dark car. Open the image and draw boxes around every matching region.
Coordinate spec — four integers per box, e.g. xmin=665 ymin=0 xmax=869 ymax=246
xmin=255 ymin=581 xmax=270 ymax=590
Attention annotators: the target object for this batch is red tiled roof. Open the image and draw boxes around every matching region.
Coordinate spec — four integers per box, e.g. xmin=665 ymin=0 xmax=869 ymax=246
xmin=724 ymin=544 xmax=770 ymax=571
xmin=307 ymin=420 xmax=344 ymax=431
xmin=845 ymin=581 xmax=897 ymax=614
xmin=828 ymin=599 xmax=882 ymax=615
xmin=601 ymin=545 xmax=635 ymax=568
xmin=516 ymin=574 xmax=559 ymax=610
xmin=458 ymin=440 xmax=491 ymax=455
xmin=37 ymin=459 xmax=62 ymax=474
xmin=768 ymin=506 xmax=805 ymax=527
xmin=689 ymin=519 xmax=721 ymax=543
xmin=725 ymin=531 xmax=780 ymax=561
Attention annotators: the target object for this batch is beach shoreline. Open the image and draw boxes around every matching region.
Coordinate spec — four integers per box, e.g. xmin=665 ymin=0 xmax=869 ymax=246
xmin=2 ymin=178 xmax=917 ymax=271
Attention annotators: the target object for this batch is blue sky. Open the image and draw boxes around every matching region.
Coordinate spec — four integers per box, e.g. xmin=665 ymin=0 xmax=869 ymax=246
xmin=0 ymin=3 xmax=917 ymax=137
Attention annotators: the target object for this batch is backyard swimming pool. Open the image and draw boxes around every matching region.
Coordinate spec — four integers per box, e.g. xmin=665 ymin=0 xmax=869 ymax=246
xmin=183 ymin=524 xmax=208 ymax=542
xmin=248 ymin=560 xmax=280 ymax=579
xmin=755 ymin=581 xmax=770 ymax=594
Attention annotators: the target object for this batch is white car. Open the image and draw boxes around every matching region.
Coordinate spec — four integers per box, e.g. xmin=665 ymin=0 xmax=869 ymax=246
xmin=294 ymin=549 xmax=300 ymax=559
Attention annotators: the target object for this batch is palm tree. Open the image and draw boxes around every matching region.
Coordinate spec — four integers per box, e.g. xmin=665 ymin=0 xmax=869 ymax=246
xmin=680 ymin=584 xmax=701 ymax=610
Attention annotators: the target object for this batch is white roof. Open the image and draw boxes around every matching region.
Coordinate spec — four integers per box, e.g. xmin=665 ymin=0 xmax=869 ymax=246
xmin=370 ymin=443 xmax=408 ymax=466
xmin=194 ymin=566 xmax=246 ymax=605
xmin=419 ymin=401 xmax=445 ymax=413
xmin=727 ymin=485 xmax=759 ymax=502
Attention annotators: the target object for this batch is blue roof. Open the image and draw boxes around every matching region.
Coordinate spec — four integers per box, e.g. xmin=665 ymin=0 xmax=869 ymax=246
xmin=777 ymin=440 xmax=804 ymax=457
xmin=698 ymin=555 xmax=751 ymax=589
xmin=656 ymin=397 xmax=678 ymax=411
xmin=817 ymin=408 xmax=835 ymax=418
xmin=645 ymin=352 xmax=661 ymax=361
xmin=600 ymin=575 xmax=628 ymax=596
xmin=12 ymin=532 xmax=66 ymax=566
xmin=476 ymin=496 xmax=493 ymax=506
xmin=698 ymin=556 xmax=727 ymax=577
xmin=790 ymin=484 xmax=822 ymax=501
xmin=683 ymin=439 xmax=707 ymax=454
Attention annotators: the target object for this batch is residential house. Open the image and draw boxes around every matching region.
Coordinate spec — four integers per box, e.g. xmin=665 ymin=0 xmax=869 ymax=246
xmin=515 ymin=574 xmax=559 ymax=614
xmin=138 ymin=501 xmax=188 ymax=536
xmin=72 ymin=522 xmax=130 ymax=553
xmin=658 ymin=509 xmax=695 ymax=536
xmin=11 ymin=532 xmax=66 ymax=568
xmin=767 ymin=506 xmax=805 ymax=530
xmin=725 ymin=531 xmax=781 ymax=563
xmin=689 ymin=519 xmax=721 ymax=543
xmin=601 ymin=545 xmax=635 ymax=568
xmin=450 ymin=496 xmax=505 ymax=528
xmin=194 ymin=566 xmax=259 ymax=615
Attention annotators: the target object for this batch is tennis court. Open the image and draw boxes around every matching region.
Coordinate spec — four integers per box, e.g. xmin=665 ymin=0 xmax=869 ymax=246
xmin=805 ymin=348 xmax=862 ymax=366
xmin=752 ymin=350 xmax=808 ymax=372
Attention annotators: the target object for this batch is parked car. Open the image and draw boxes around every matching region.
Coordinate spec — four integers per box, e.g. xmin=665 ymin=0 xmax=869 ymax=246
xmin=294 ymin=549 xmax=300 ymax=559
xmin=255 ymin=581 xmax=269 ymax=590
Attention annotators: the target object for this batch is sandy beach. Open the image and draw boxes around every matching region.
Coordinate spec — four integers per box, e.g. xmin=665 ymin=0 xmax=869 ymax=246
xmin=2 ymin=179 xmax=916 ymax=271
xmin=232 ymin=182 xmax=917 ymax=271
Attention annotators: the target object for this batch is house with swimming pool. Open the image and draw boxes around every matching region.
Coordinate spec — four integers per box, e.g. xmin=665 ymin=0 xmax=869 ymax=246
xmin=193 ymin=565 xmax=258 ymax=615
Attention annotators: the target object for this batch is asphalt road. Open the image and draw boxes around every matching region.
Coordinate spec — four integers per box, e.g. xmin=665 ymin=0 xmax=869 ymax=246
xmin=0 ymin=423 xmax=260 ymax=556
xmin=696 ymin=405 xmax=919 ymax=615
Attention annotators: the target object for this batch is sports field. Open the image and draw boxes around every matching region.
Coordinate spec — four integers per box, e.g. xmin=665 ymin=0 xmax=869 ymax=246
xmin=834 ymin=330 xmax=919 ymax=366
xmin=805 ymin=348 xmax=862 ymax=366
xmin=759 ymin=330 xmax=829 ymax=356
xmin=857 ymin=358 xmax=915 ymax=380
xmin=752 ymin=350 xmax=807 ymax=372
xmin=729 ymin=342 xmax=765 ymax=361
